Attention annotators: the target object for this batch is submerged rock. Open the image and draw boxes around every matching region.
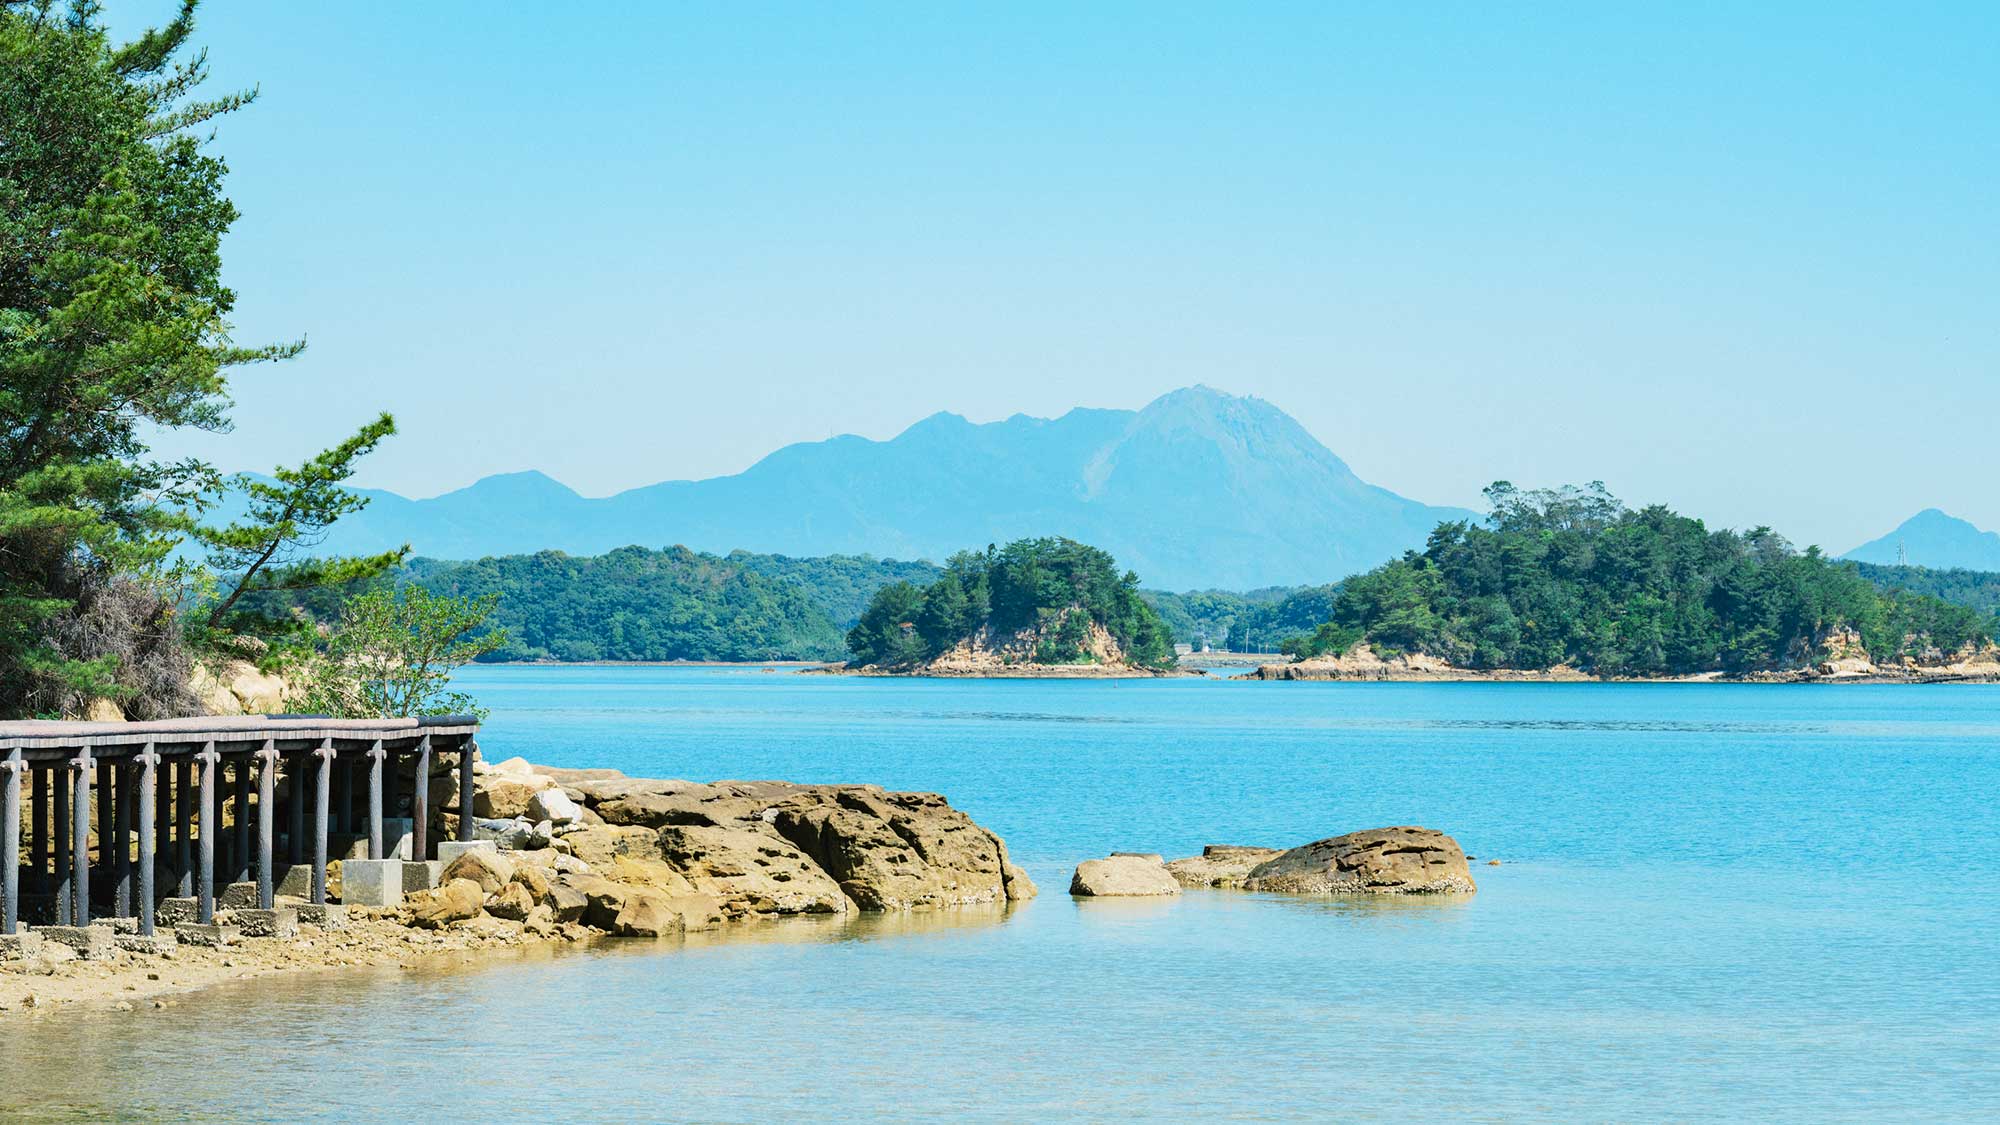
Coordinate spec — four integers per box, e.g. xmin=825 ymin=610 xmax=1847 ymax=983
xmin=1069 ymin=854 xmax=1181 ymax=897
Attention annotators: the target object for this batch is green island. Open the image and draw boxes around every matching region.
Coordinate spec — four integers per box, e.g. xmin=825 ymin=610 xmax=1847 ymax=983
xmin=844 ymin=538 xmax=1178 ymax=674
xmin=1258 ymin=483 xmax=2000 ymax=680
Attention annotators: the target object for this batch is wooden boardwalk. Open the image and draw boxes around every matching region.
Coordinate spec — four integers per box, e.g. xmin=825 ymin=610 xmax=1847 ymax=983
xmin=0 ymin=716 xmax=479 ymax=939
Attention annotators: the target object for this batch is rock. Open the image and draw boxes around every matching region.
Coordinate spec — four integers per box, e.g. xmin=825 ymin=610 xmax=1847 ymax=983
xmin=653 ymin=823 xmax=852 ymax=915
xmin=544 ymin=882 xmax=588 ymax=924
xmin=1003 ymin=862 xmax=1039 ymax=901
xmin=611 ymin=891 xmax=685 ymax=938
xmin=511 ymin=863 xmax=555 ymax=906
xmin=522 ymin=905 xmax=558 ymax=938
xmin=441 ymin=849 xmax=516 ymax=895
xmin=1242 ymin=827 xmax=1476 ymax=895
xmin=1487 ymin=859 xmax=1502 ymax=866
xmin=1069 ymin=855 xmax=1182 ymax=897
xmin=767 ymin=788 xmax=1013 ymax=910
xmin=526 ymin=787 xmax=584 ymax=824
xmin=486 ymin=881 xmax=535 ymax=921
xmin=557 ymin=825 xmax=660 ymax=868
xmin=475 ymin=776 xmax=557 ymax=819
xmin=564 ymin=875 xmax=634 ymax=930
xmin=1165 ymin=845 xmax=1284 ymax=889
xmin=85 ymin=696 xmax=127 ymax=722
xmin=407 ymin=879 xmax=485 ymax=928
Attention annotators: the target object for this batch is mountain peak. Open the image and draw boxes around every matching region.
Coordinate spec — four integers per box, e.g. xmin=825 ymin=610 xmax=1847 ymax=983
xmin=1843 ymin=509 xmax=2000 ymax=571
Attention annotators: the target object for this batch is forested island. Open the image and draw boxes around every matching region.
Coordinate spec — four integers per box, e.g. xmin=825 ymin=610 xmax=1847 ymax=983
xmin=1256 ymin=483 xmax=2000 ymax=681
xmin=843 ymin=538 xmax=1179 ymax=675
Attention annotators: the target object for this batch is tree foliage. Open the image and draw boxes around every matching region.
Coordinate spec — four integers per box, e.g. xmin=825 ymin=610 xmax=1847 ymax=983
xmin=1284 ymin=483 xmax=1995 ymax=674
xmin=847 ymin=537 xmax=1176 ymax=669
xmin=0 ymin=0 xmax=296 ymax=715
xmin=289 ymin=585 xmax=504 ymax=718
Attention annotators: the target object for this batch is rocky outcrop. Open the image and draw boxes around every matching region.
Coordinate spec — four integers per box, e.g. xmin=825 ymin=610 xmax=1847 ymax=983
xmin=1248 ymin=646 xmax=1589 ymax=682
xmin=838 ymin=616 xmax=1187 ymax=679
xmin=190 ymin=660 xmax=289 ymax=715
xmin=444 ymin=763 xmax=1035 ymax=934
xmin=1238 ymin=827 xmax=1476 ymax=894
xmin=1164 ymin=845 xmax=1282 ymax=889
xmin=1069 ymin=854 xmax=1181 ymax=897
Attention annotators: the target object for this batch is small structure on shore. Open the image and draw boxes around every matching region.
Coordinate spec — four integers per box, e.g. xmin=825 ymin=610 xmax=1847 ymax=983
xmin=0 ymin=715 xmax=480 ymax=951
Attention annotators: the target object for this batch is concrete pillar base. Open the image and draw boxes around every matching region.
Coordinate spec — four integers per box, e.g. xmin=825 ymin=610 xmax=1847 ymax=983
xmin=275 ymin=864 xmax=314 ymax=899
xmin=340 ymin=859 xmax=404 ymax=907
xmin=115 ymin=932 xmax=177 ymax=955
xmin=156 ymin=897 xmax=200 ymax=926
xmin=0 ymin=932 xmax=44 ymax=960
xmin=221 ymin=881 xmax=261 ymax=909
xmin=437 ymin=839 xmax=498 ymax=866
xmin=227 ymin=906 xmax=299 ymax=939
xmin=401 ymin=860 xmax=445 ymax=894
xmin=33 ymin=924 xmax=116 ymax=960
xmin=292 ymin=901 xmax=347 ymax=929
xmin=174 ymin=922 xmax=240 ymax=947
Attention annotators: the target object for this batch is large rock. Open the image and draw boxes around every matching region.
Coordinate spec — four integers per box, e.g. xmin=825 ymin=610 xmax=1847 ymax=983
xmin=475 ymin=776 xmax=557 ymax=820
xmin=559 ymin=825 xmax=662 ymax=868
xmin=611 ymin=891 xmax=686 ymax=938
xmin=767 ymin=788 xmax=1013 ymax=910
xmin=1166 ymin=845 xmax=1283 ymax=889
xmin=1241 ymin=827 xmax=1476 ymax=894
xmin=653 ymin=824 xmax=852 ymax=915
xmin=1069 ymin=854 xmax=1182 ymax=897
xmin=442 ymin=848 xmax=516 ymax=895
xmin=527 ymin=787 xmax=584 ymax=825
xmin=407 ymin=878 xmax=485 ymax=928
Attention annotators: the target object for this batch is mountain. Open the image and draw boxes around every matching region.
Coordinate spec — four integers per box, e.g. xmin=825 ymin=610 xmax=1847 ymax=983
xmin=1842 ymin=510 xmax=2000 ymax=572
xmin=292 ymin=387 xmax=1477 ymax=590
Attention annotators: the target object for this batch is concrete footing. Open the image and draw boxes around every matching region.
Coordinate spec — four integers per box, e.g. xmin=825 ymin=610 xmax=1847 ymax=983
xmin=226 ymin=907 xmax=298 ymax=939
xmin=157 ymin=897 xmax=200 ymax=926
xmin=116 ymin=932 xmax=177 ymax=955
xmin=437 ymin=839 xmax=497 ymax=866
xmin=402 ymin=860 xmax=445 ymax=894
xmin=221 ymin=881 xmax=261 ymax=909
xmin=174 ymin=922 xmax=239 ymax=947
xmin=341 ymin=859 xmax=404 ymax=907
xmin=382 ymin=817 xmax=415 ymax=861
xmin=35 ymin=925 xmax=116 ymax=960
xmin=0 ymin=932 xmax=44 ymax=960
xmin=292 ymin=902 xmax=346 ymax=929
xmin=276 ymin=864 xmax=314 ymax=899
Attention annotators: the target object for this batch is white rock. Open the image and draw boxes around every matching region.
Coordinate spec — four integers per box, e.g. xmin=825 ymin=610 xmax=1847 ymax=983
xmin=526 ymin=787 xmax=584 ymax=824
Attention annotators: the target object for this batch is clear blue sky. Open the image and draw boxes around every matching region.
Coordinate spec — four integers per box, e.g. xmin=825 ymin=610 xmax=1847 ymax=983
xmin=113 ymin=1 xmax=1999 ymax=552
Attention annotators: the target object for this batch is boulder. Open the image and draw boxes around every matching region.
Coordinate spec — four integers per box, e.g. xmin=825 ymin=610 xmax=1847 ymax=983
xmin=475 ymin=776 xmax=557 ymax=819
xmin=407 ymin=878 xmax=484 ymax=929
xmin=559 ymin=825 xmax=662 ymax=868
xmin=510 ymin=863 xmax=555 ymax=906
xmin=653 ymin=823 xmax=852 ymax=916
xmin=1069 ymin=854 xmax=1181 ymax=897
xmin=564 ymin=875 xmax=635 ymax=930
xmin=522 ymin=905 xmax=558 ymax=938
xmin=526 ymin=787 xmax=584 ymax=825
xmin=611 ymin=891 xmax=685 ymax=938
xmin=442 ymin=849 xmax=516 ymax=895
xmin=1241 ymin=827 xmax=1476 ymax=895
xmin=607 ymin=853 xmax=699 ymax=897
xmin=545 ymin=882 xmax=589 ymax=923
xmin=486 ymin=881 xmax=535 ymax=921
xmin=1166 ymin=845 xmax=1284 ymax=889
xmin=767 ymin=788 xmax=1012 ymax=910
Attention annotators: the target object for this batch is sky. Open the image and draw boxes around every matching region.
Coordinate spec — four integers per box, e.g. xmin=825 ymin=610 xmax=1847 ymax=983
xmin=109 ymin=1 xmax=2000 ymax=553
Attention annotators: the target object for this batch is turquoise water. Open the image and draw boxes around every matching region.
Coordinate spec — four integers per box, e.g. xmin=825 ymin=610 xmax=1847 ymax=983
xmin=6 ymin=667 xmax=1999 ymax=1121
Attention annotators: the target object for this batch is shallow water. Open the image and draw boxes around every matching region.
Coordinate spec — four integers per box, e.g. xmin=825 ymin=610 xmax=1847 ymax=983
xmin=5 ymin=669 xmax=1998 ymax=1122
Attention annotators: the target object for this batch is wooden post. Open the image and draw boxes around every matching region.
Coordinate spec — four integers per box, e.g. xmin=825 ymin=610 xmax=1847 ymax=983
xmin=114 ymin=760 xmax=133 ymax=918
xmin=95 ymin=759 xmax=112 ymax=903
xmin=332 ymin=757 xmax=348 ymax=836
xmin=136 ymin=745 xmax=157 ymax=937
xmin=71 ymin=750 xmax=92 ymax=927
xmin=196 ymin=741 xmax=218 ymax=924
xmin=312 ymin=739 xmax=334 ymax=905
xmin=233 ymin=757 xmax=251 ymax=885
xmin=366 ymin=739 xmax=385 ymax=860
xmin=30 ymin=765 xmax=47 ymax=897
xmin=153 ymin=760 xmax=169 ymax=886
xmin=458 ymin=738 xmax=477 ymax=841
xmin=412 ymin=734 xmax=431 ymax=862
xmin=256 ymin=740 xmax=277 ymax=910
xmin=53 ymin=767 xmax=70 ymax=925
xmin=2 ymin=749 xmax=21 ymax=935
xmin=288 ymin=751 xmax=305 ymax=864
xmin=175 ymin=759 xmax=192 ymax=897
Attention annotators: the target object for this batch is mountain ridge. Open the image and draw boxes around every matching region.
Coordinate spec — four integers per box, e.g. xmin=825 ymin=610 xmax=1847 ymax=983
xmin=1842 ymin=509 xmax=2000 ymax=572
xmin=272 ymin=387 xmax=1478 ymax=590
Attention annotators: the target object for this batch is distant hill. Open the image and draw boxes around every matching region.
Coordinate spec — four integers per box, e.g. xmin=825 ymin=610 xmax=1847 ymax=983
xmin=1847 ymin=562 xmax=2000 ymax=619
xmin=272 ymin=387 xmax=1474 ymax=590
xmin=1843 ymin=510 xmax=2000 ymax=572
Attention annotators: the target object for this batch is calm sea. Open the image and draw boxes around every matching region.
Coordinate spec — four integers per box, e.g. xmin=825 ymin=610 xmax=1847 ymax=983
xmin=5 ymin=667 xmax=1998 ymax=1122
